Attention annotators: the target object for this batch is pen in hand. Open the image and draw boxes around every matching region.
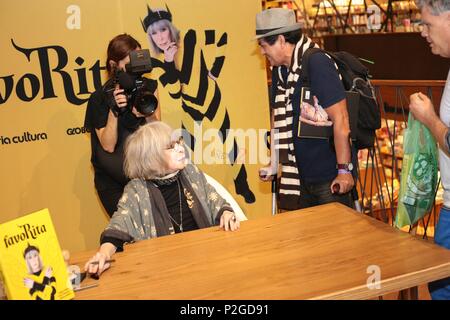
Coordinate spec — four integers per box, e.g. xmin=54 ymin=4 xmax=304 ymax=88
xmin=89 ymin=259 xmax=116 ymax=265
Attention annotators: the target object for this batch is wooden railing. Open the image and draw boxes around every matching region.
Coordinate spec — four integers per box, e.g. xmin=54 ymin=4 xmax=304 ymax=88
xmin=372 ymin=79 xmax=446 ymax=120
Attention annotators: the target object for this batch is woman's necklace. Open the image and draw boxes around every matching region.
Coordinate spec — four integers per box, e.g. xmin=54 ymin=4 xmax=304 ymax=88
xmin=167 ymin=179 xmax=183 ymax=232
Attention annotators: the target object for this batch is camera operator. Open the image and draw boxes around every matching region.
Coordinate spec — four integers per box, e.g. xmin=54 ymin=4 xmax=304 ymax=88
xmin=84 ymin=33 xmax=160 ymax=217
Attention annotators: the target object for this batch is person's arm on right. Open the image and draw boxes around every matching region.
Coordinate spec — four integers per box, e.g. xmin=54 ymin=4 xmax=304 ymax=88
xmin=326 ymin=98 xmax=354 ymax=194
xmin=410 ymin=92 xmax=449 ymax=151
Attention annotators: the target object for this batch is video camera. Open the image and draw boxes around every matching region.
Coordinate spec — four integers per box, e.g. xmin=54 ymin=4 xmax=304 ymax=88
xmin=111 ymin=49 xmax=158 ymax=116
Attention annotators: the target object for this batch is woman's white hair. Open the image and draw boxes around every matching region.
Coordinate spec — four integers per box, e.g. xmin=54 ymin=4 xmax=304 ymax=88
xmin=124 ymin=121 xmax=177 ymax=179
xmin=146 ymin=18 xmax=180 ymax=55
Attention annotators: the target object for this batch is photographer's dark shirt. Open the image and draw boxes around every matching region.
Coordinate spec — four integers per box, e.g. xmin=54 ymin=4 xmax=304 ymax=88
xmin=84 ymin=78 xmax=157 ymax=214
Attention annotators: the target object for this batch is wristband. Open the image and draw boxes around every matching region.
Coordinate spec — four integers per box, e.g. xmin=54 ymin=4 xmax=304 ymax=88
xmin=338 ymin=169 xmax=352 ymax=175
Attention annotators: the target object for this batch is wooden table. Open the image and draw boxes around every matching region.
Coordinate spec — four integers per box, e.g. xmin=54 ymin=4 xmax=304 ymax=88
xmin=72 ymin=203 xmax=450 ymax=300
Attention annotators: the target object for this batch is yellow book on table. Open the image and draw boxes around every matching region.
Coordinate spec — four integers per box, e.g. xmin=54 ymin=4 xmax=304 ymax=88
xmin=0 ymin=208 xmax=74 ymax=300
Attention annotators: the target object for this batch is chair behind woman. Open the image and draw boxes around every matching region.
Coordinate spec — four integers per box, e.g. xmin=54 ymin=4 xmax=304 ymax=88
xmin=203 ymin=173 xmax=247 ymax=222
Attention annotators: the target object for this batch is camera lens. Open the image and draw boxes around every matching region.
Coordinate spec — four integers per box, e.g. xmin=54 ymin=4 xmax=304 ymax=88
xmin=136 ymin=92 xmax=158 ymax=116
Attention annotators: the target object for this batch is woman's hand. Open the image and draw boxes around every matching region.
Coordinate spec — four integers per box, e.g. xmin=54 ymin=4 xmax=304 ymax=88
xmin=114 ymin=85 xmax=147 ymax=118
xmin=84 ymin=251 xmax=111 ymax=277
xmin=220 ymin=210 xmax=240 ymax=231
xmin=164 ymin=42 xmax=178 ymax=62
xmin=23 ymin=278 xmax=34 ymax=289
xmin=45 ymin=266 xmax=53 ymax=278
xmin=113 ymin=87 xmax=128 ymax=110
xmin=131 ymin=107 xmax=147 ymax=118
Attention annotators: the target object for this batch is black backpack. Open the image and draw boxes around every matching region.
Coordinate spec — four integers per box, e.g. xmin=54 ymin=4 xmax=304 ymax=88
xmin=300 ymin=48 xmax=381 ymax=150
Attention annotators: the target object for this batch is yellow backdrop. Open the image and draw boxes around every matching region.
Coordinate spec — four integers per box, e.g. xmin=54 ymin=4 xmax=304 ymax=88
xmin=0 ymin=0 xmax=272 ymax=252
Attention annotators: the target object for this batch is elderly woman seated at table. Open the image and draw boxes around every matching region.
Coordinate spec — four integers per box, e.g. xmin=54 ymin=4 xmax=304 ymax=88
xmin=85 ymin=121 xmax=239 ymax=276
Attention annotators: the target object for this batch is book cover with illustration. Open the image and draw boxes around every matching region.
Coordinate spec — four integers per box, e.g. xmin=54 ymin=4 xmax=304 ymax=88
xmin=297 ymin=87 xmax=333 ymax=139
xmin=0 ymin=208 xmax=74 ymax=300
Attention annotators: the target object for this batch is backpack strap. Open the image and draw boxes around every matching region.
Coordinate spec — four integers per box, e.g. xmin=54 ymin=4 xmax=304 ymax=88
xmin=300 ymin=47 xmax=325 ymax=87
xmin=301 ymin=49 xmax=362 ymax=93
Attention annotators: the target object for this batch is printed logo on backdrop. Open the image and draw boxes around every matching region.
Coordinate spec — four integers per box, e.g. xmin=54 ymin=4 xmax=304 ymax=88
xmin=0 ymin=6 xmax=96 ymax=147
xmin=66 ymin=127 xmax=90 ymax=136
xmin=0 ymin=6 xmax=93 ymax=107
xmin=0 ymin=39 xmax=104 ymax=106
xmin=0 ymin=132 xmax=48 ymax=146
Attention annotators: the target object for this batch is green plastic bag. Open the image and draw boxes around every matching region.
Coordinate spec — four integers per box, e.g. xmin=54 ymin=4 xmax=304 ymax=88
xmin=395 ymin=113 xmax=439 ymax=228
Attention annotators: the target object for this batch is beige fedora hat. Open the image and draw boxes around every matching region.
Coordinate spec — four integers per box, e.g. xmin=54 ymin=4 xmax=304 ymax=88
xmin=255 ymin=8 xmax=301 ymax=40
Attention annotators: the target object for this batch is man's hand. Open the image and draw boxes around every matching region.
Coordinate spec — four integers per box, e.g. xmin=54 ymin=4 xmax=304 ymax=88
xmin=259 ymin=165 xmax=277 ymax=181
xmin=409 ymin=92 xmax=438 ymax=128
xmin=330 ymin=173 xmax=354 ymax=194
xmin=410 ymin=92 xmax=450 ymax=153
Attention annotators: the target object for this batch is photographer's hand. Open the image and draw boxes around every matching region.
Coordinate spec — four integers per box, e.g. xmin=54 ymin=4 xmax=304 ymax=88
xmin=131 ymin=107 xmax=146 ymax=118
xmin=113 ymin=87 xmax=128 ymax=110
